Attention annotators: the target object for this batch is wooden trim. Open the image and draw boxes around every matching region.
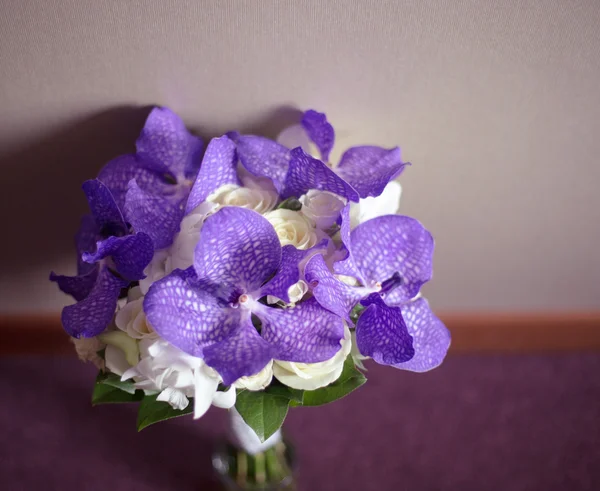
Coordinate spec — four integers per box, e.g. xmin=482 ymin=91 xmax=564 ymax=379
xmin=2 ymin=312 xmax=600 ymax=355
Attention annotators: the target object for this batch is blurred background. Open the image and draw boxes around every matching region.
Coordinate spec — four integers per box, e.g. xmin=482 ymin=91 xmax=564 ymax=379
xmin=1 ymin=0 xmax=599 ymax=314
xmin=0 ymin=1 xmax=598 ymax=490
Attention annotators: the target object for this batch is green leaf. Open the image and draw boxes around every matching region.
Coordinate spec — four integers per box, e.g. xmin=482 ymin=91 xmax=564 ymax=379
xmin=96 ymin=371 xmax=138 ymax=394
xmin=300 ymin=356 xmax=367 ymax=407
xmin=277 ymin=197 xmax=302 ymax=211
xmin=264 ymin=381 xmax=304 ymax=404
xmin=235 ymin=390 xmax=291 ymax=442
xmin=137 ymin=394 xmax=194 ymax=431
xmin=92 ymin=372 xmax=144 ymax=405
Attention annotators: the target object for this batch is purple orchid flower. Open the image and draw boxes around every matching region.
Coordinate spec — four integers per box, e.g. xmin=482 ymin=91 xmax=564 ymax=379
xmin=98 ymin=107 xmax=204 ymax=249
xmin=144 ymin=206 xmax=344 ymax=385
xmin=305 ymin=205 xmax=450 ymax=372
xmin=228 ymin=109 xmax=407 ymax=203
xmin=50 ymin=180 xmax=153 ymax=338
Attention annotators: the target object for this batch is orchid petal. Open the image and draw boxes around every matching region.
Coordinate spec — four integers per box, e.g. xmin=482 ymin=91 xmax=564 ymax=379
xmin=97 ymin=154 xmax=172 ymax=210
xmin=144 ymin=268 xmax=238 ymax=357
xmin=82 ymin=233 xmax=153 ymax=281
xmin=75 ymin=214 xmax=100 ymax=274
xmin=49 ymin=268 xmax=99 ymax=302
xmin=81 ymin=179 xmax=126 ymax=233
xmin=228 ymin=132 xmax=290 ymax=192
xmin=301 ymin=110 xmax=335 ymax=162
xmin=202 ymin=316 xmax=275 ymax=386
xmin=186 ymin=135 xmax=239 ymax=214
xmin=393 ymin=297 xmax=451 ymax=372
xmin=350 ymin=215 xmax=434 ymax=302
xmin=332 ymin=204 xmax=366 ymax=284
xmin=194 ymin=207 xmax=281 ymax=298
xmin=257 ymin=297 xmax=344 ymax=363
xmin=282 ymin=148 xmax=359 ymax=202
xmin=305 ymin=254 xmax=364 ymax=322
xmin=257 ymin=239 xmax=328 ymax=303
xmin=136 ymin=107 xmax=204 ymax=179
xmin=336 ymin=146 xmax=407 ymax=198
xmin=123 ymin=179 xmax=186 ymax=249
xmin=355 ymin=293 xmax=414 ymax=365
xmin=61 ymin=266 xmax=126 ymax=338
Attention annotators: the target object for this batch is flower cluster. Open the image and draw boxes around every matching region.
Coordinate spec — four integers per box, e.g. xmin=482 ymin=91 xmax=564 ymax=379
xmin=52 ymin=108 xmax=450 ymax=437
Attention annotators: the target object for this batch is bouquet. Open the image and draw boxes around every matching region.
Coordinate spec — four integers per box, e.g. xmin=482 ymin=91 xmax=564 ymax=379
xmin=51 ymin=107 xmax=450 ymax=455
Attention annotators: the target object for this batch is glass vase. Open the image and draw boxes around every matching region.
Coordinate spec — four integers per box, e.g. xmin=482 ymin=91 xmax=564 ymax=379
xmin=212 ymin=409 xmax=296 ymax=490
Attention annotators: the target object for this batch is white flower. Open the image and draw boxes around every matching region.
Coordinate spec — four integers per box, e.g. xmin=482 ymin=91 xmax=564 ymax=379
xmin=98 ymin=330 xmax=140 ymax=376
xmin=139 ymin=249 xmax=169 ymax=295
xmin=266 ymin=280 xmax=309 ymax=306
xmin=139 ymin=202 xmax=216 ymax=294
xmin=115 ymin=287 xmax=157 ymax=340
xmin=208 ymin=178 xmax=278 ymax=215
xmin=121 ymin=339 xmax=235 ymax=418
xmin=350 ymin=330 xmax=369 ymax=369
xmin=300 ymin=190 xmax=346 ymax=230
xmin=169 ymin=202 xmax=216 ymax=271
xmin=350 ymin=180 xmax=402 ymax=227
xmin=233 ymin=361 xmax=274 ymax=391
xmin=264 ymin=209 xmax=318 ymax=249
xmin=71 ymin=337 xmax=105 ymax=370
xmin=273 ymin=324 xmax=352 ymax=390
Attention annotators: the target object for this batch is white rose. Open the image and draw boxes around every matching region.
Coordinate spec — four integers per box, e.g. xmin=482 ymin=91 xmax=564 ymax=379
xmin=350 ymin=180 xmax=402 ymax=227
xmin=266 ymin=280 xmax=309 ymax=306
xmin=300 ymin=190 xmax=346 ymax=229
xmin=139 ymin=249 xmax=169 ymax=295
xmin=71 ymin=336 xmax=105 ymax=370
xmin=208 ymin=182 xmax=277 ymax=215
xmin=115 ymin=287 xmax=157 ymax=340
xmin=168 ymin=201 xmax=216 ymax=271
xmin=98 ymin=330 xmax=140 ymax=375
xmin=264 ymin=209 xmax=318 ymax=250
xmin=139 ymin=202 xmax=216 ymax=294
xmin=121 ymin=339 xmax=236 ymax=418
xmin=273 ymin=324 xmax=352 ymax=390
xmin=350 ymin=330 xmax=369 ymax=369
xmin=233 ymin=360 xmax=274 ymax=391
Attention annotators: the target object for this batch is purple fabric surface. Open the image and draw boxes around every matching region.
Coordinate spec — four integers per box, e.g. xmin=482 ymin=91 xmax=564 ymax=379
xmin=1 ymin=354 xmax=599 ymax=490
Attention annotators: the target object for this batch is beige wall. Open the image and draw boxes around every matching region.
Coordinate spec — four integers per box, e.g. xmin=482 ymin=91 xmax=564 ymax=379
xmin=1 ymin=0 xmax=599 ymax=313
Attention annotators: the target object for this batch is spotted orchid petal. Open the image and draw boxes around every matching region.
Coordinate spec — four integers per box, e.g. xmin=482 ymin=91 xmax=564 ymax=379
xmin=136 ymin=107 xmax=204 ymax=179
xmin=81 ymin=180 xmax=126 ymax=234
xmin=75 ymin=214 xmax=99 ymax=274
xmin=257 ymin=238 xmax=328 ymax=303
xmin=61 ymin=266 xmax=127 ymax=338
xmin=336 ymin=146 xmax=407 ymax=199
xmin=144 ymin=268 xmax=239 ymax=357
xmin=355 ymin=293 xmax=414 ymax=365
xmin=186 ymin=136 xmax=239 ymax=214
xmin=49 ymin=268 xmax=99 ymax=302
xmin=390 ymin=297 xmax=451 ymax=372
xmin=97 ymin=154 xmax=174 ymax=210
xmin=301 ymin=110 xmax=335 ymax=162
xmin=123 ymin=179 xmax=186 ymax=249
xmin=228 ymin=132 xmax=290 ymax=192
xmin=81 ymin=233 xmax=154 ymax=281
xmin=332 ymin=204 xmax=366 ymax=284
xmin=194 ymin=207 xmax=281 ymax=300
xmin=347 ymin=215 xmax=434 ymax=303
xmin=304 ymin=254 xmax=365 ymax=322
xmin=202 ymin=316 xmax=275 ymax=385
xmin=257 ymin=297 xmax=344 ymax=363
xmin=282 ymin=148 xmax=359 ymax=202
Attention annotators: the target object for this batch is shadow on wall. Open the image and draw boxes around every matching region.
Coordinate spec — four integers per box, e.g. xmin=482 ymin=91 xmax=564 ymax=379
xmin=0 ymin=104 xmax=302 ymax=279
